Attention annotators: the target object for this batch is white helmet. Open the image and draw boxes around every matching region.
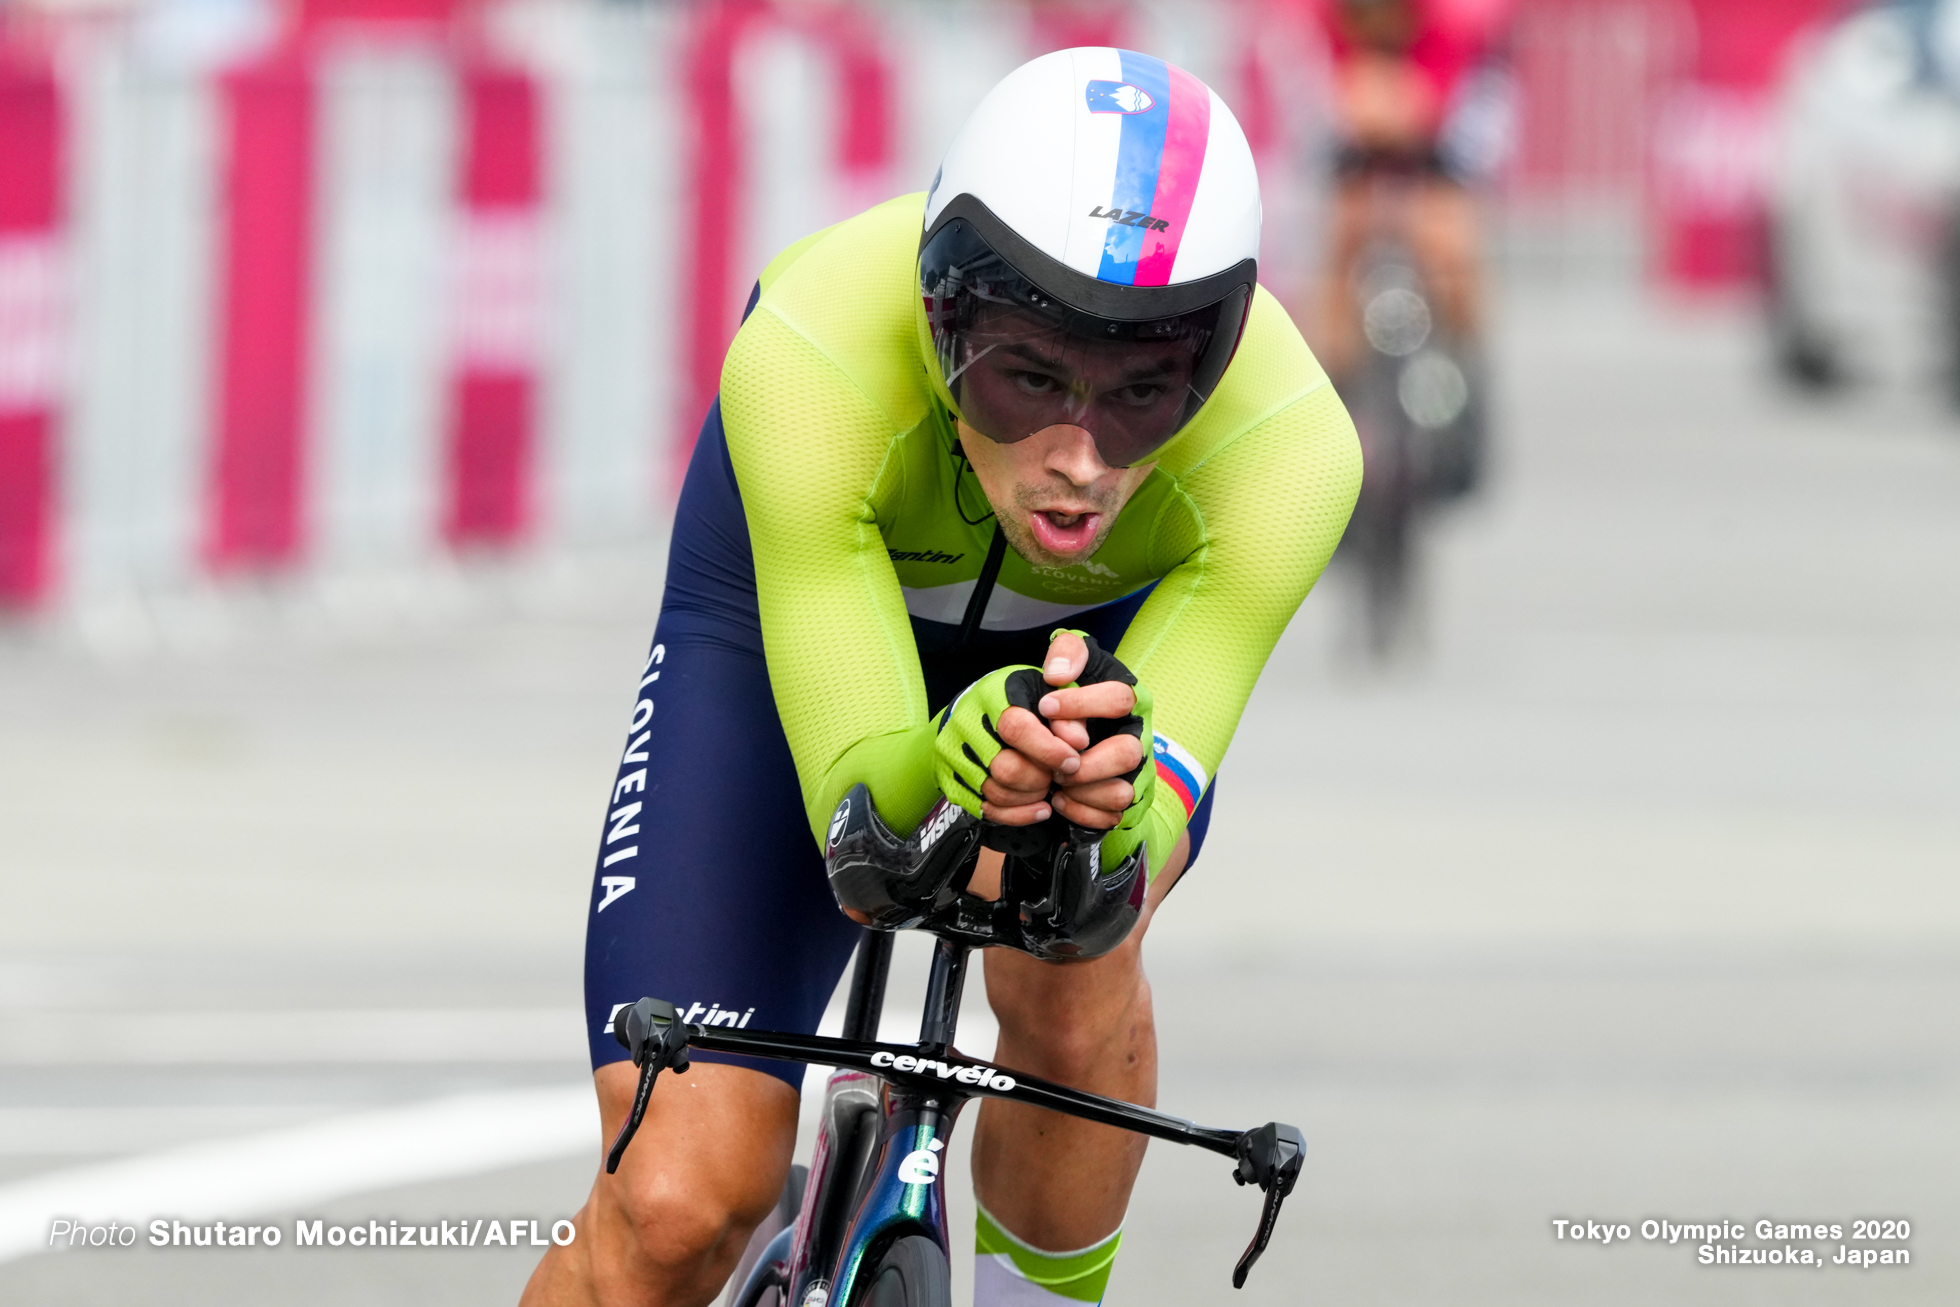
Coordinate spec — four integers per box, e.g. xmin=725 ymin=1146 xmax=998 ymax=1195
xmin=920 ymin=47 xmax=1261 ymax=467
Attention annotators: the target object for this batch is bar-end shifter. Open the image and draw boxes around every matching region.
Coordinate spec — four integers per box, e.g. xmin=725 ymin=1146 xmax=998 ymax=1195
xmin=1230 ymin=1121 xmax=1306 ymax=1287
xmin=605 ymin=997 xmax=694 ymax=1174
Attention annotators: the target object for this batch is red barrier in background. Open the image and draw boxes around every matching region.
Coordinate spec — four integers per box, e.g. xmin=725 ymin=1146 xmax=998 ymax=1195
xmin=208 ymin=49 xmax=314 ymax=571
xmin=1234 ymin=30 xmax=1279 ymax=159
xmin=303 ymin=0 xmax=454 ymax=23
xmin=1508 ymin=0 xmax=1686 ymax=199
xmin=812 ymin=6 xmax=890 ymax=176
xmin=803 ymin=1 xmax=894 ymax=215
xmin=446 ymin=64 xmax=542 ymax=546
xmin=1027 ymin=0 xmax=1129 ymax=52
xmin=27 ymin=0 xmax=1841 ymax=614
xmin=0 ymin=48 xmax=63 ymax=608
xmin=675 ymin=0 xmax=894 ymax=485
xmin=1654 ymin=0 xmax=1833 ymax=287
xmin=679 ymin=0 xmax=767 ymax=484
xmin=204 ymin=0 xmax=461 ymax=571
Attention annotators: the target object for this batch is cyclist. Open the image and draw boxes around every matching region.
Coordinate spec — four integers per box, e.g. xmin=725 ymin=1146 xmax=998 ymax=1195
xmin=1314 ymin=0 xmax=1514 ymax=381
xmin=523 ymin=47 xmax=1359 ymax=1307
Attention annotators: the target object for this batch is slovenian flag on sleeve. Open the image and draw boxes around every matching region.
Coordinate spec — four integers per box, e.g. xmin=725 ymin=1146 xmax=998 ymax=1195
xmin=1151 ymin=733 xmax=1209 ymax=820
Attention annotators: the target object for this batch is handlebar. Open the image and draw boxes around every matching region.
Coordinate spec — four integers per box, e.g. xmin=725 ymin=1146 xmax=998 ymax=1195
xmin=604 ymin=994 xmax=1307 ymax=1287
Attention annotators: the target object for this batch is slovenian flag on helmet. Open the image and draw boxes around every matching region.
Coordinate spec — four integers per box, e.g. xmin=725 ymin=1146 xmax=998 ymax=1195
xmin=1085 ymin=50 xmax=1213 ymax=288
xmin=1151 ymin=732 xmax=1208 ymax=820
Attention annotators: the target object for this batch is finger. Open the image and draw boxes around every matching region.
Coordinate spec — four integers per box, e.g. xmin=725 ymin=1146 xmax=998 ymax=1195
xmin=983 ymin=774 xmax=1051 ymax=810
xmin=1056 ymin=734 xmax=1144 ymax=785
xmin=997 ymin=706 xmax=1080 ymax=774
xmin=1037 ymin=681 xmax=1136 ymax=721
xmin=1051 ymin=776 xmax=1134 ymax=812
xmin=1050 ymin=718 xmax=1091 ymax=751
xmin=987 ymin=745 xmax=1054 ymax=794
xmin=1042 ymin=630 xmax=1088 ymax=687
xmin=982 ymin=798 xmax=1054 ymax=826
xmin=1052 ymin=792 xmax=1121 ymax=829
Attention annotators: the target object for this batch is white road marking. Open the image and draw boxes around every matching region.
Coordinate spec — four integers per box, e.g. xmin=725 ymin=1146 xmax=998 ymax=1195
xmin=0 ymin=1106 xmax=339 ymax=1156
xmin=0 ymin=1085 xmax=595 ymax=1264
xmin=0 ymin=1008 xmax=586 ymax=1065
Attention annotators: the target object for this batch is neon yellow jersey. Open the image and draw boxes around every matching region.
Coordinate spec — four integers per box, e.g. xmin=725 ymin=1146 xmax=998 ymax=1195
xmin=720 ymin=194 xmax=1361 ymax=875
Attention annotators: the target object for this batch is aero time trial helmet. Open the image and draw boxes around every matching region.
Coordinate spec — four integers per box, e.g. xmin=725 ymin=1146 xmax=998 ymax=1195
xmin=919 ymin=48 xmax=1260 ymax=469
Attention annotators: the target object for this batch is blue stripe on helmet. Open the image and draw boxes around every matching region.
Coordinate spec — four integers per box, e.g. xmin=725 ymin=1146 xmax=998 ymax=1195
xmin=1097 ymin=50 xmax=1171 ymax=286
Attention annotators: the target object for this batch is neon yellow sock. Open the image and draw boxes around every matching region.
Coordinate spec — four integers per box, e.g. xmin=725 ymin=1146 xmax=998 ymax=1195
xmin=974 ymin=1201 xmax=1122 ymax=1305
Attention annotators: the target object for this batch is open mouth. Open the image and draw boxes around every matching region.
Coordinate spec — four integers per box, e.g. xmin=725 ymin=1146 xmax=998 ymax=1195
xmin=1028 ymin=508 xmax=1102 ymax=556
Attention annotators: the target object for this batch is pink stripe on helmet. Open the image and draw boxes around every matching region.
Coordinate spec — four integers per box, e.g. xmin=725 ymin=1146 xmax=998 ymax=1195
xmin=1132 ymin=65 xmax=1211 ymax=287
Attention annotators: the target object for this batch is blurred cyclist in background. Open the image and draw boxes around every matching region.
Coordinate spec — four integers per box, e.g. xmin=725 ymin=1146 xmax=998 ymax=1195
xmin=1314 ymin=0 xmax=1516 ymax=381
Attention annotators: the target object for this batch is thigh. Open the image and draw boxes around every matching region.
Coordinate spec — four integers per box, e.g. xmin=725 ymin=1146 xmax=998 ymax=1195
xmin=582 ymin=620 xmax=864 ymax=1090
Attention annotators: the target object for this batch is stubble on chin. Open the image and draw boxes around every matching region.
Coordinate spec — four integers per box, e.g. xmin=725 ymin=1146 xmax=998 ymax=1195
xmin=996 ymin=481 xmax=1123 ymax=570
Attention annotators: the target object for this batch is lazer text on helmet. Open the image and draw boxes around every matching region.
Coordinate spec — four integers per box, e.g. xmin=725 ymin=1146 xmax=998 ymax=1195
xmin=1086 ymin=205 xmax=1171 ymax=233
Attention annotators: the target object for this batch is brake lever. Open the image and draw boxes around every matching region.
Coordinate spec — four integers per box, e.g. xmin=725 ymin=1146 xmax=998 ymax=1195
xmin=604 ymin=998 xmax=693 ymax=1174
xmin=1230 ymin=1121 xmax=1306 ymax=1288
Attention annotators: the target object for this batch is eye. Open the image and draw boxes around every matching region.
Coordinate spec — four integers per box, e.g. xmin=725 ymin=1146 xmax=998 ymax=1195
xmin=1109 ymin=382 xmax=1169 ymax=406
xmin=1011 ymin=370 xmax=1061 ymax=396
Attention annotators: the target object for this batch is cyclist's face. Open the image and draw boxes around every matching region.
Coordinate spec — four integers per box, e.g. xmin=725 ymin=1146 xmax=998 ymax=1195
xmin=955 ymin=415 xmax=1155 ymax=569
xmin=955 ymin=307 xmax=1200 ymax=468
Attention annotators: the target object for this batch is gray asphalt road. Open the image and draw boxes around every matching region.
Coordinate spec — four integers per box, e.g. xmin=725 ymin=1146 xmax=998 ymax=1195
xmin=2 ymin=277 xmax=1955 ymax=1305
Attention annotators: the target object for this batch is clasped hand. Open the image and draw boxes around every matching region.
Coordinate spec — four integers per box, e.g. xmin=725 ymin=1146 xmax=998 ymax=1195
xmin=981 ymin=630 xmax=1140 ymax=831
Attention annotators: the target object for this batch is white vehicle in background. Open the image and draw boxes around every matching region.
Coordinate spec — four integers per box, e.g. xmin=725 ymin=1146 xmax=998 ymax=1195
xmin=1767 ymin=0 xmax=1960 ymax=394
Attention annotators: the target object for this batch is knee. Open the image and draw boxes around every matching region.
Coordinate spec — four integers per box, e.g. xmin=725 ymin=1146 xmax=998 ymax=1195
xmin=606 ymin=1157 xmax=779 ymax=1282
xmin=988 ymin=958 xmax=1152 ymax=1080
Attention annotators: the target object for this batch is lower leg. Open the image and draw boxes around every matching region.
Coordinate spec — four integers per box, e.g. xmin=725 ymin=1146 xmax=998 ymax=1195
xmin=971 ymin=949 xmax=1157 ymax=1248
xmin=967 ymin=840 xmax=1190 ymax=1300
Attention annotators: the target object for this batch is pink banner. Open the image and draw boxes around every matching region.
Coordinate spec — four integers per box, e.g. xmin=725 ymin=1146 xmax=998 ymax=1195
xmin=678 ymin=0 xmax=766 ymax=487
xmin=1654 ymin=0 xmax=1834 ymax=288
xmin=675 ymin=1 xmax=895 ymax=488
xmin=1027 ymin=1 xmax=1130 ymax=53
xmin=208 ymin=48 xmax=314 ymax=571
xmin=0 ymin=45 xmax=63 ymax=608
xmin=801 ymin=1 xmax=894 ymax=215
xmin=446 ymin=64 xmax=542 ymax=546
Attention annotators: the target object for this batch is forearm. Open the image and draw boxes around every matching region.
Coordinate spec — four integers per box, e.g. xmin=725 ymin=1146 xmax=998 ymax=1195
xmin=807 ymin=722 xmax=941 ymax=845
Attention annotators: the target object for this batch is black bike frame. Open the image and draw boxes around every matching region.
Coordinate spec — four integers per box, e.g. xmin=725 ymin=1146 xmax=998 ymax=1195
xmin=711 ymin=929 xmax=1242 ymax=1307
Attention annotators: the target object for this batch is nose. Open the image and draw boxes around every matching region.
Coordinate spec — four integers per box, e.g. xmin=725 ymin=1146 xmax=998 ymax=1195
xmin=1039 ymin=425 xmax=1113 ymax=488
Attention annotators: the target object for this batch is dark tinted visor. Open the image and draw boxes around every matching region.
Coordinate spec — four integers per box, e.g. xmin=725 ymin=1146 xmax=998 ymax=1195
xmin=920 ymin=218 xmax=1251 ymax=468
